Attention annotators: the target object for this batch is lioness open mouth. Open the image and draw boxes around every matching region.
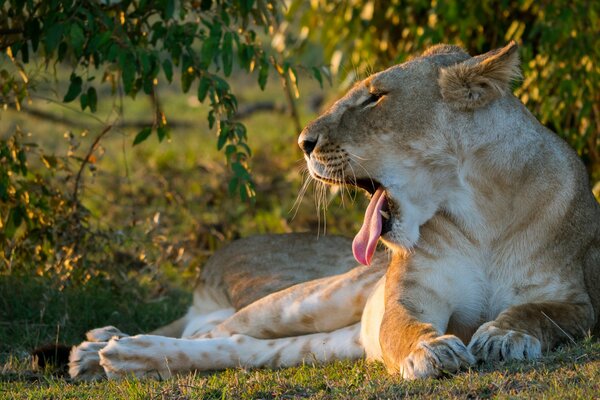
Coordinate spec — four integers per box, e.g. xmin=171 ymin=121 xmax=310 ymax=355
xmin=348 ymin=179 xmax=393 ymax=266
xmin=311 ymin=172 xmax=394 ymax=265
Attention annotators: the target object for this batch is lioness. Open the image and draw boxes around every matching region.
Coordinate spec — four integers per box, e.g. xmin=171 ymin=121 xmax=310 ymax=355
xmin=69 ymin=42 xmax=600 ymax=380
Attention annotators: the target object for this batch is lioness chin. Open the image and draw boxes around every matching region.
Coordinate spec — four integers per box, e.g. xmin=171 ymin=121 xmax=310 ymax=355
xmin=69 ymin=42 xmax=599 ymax=381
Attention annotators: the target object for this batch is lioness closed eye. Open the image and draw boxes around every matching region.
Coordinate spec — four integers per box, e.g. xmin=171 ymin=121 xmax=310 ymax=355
xmin=69 ymin=42 xmax=599 ymax=381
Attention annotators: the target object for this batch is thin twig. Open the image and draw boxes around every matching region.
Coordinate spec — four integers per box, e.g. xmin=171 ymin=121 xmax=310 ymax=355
xmin=72 ymin=124 xmax=113 ymax=205
xmin=271 ymin=56 xmax=302 ymax=134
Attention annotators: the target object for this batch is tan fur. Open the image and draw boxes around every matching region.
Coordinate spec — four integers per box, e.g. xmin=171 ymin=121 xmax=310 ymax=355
xmin=69 ymin=235 xmax=387 ymax=380
xmin=300 ymin=41 xmax=600 ymax=378
xmin=70 ymin=43 xmax=599 ymax=381
xmin=439 ymin=41 xmax=522 ymax=110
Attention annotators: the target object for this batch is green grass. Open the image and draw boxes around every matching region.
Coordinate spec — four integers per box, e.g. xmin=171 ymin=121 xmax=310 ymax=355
xmin=1 ymin=66 xmax=600 ymax=399
xmin=1 ymin=342 xmax=599 ymax=399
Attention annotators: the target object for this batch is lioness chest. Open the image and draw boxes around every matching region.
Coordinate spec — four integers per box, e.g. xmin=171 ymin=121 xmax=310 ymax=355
xmin=410 ymin=216 xmax=583 ymax=341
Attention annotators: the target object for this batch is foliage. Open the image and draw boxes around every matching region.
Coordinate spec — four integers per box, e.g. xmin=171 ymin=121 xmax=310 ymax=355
xmin=292 ymin=0 xmax=600 ymax=180
xmin=0 ymin=130 xmax=107 ymax=284
xmin=0 ymin=0 xmax=313 ymax=201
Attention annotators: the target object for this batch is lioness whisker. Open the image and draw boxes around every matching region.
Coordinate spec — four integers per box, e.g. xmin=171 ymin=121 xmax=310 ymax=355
xmin=347 ymin=151 xmax=371 ymax=161
xmin=345 ymin=162 xmax=360 ymax=204
xmin=290 ymin=170 xmax=312 ymax=220
xmin=347 ymin=155 xmax=377 ymax=192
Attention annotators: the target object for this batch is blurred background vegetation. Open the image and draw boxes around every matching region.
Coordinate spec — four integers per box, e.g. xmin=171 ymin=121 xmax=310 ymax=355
xmin=0 ymin=0 xmax=599 ymax=371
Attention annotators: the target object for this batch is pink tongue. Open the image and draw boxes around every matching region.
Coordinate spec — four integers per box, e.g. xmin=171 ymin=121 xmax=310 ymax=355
xmin=352 ymin=187 xmax=386 ymax=265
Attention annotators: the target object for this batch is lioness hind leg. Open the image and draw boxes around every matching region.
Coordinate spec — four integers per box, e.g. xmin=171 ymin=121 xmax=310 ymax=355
xmin=86 ymin=326 xmax=129 ymax=342
xmin=151 ymin=280 xmax=234 ymax=338
xmin=469 ymin=301 xmax=594 ymax=362
xmin=181 ymin=308 xmax=235 ymax=338
xmin=98 ymin=323 xmax=363 ymax=379
xmin=199 ymin=264 xmax=385 ymax=339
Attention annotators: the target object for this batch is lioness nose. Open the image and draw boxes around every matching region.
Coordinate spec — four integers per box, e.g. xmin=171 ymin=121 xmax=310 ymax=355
xmin=299 ymin=138 xmax=317 ymax=156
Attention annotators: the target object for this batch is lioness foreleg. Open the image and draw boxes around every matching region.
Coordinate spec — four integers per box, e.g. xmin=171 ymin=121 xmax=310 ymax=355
xmin=199 ymin=264 xmax=384 ymax=339
xmin=468 ymin=301 xmax=595 ymax=362
xmin=379 ymin=255 xmax=475 ymax=379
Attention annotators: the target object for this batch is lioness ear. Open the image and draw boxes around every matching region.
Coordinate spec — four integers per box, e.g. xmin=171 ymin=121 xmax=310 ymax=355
xmin=439 ymin=41 xmax=521 ymax=110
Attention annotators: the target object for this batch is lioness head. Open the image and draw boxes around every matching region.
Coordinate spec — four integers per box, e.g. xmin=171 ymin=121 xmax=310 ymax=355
xmin=299 ymin=42 xmax=521 ymax=265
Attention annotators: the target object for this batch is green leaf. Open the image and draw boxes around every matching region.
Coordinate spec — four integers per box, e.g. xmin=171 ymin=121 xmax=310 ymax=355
xmin=201 ymin=23 xmax=222 ymax=68
xmin=258 ymin=60 xmax=268 ymax=90
xmin=238 ymin=141 xmax=252 ymax=157
xmin=19 ymin=42 xmax=29 ymax=63
xmin=208 ymin=110 xmax=216 ymax=129
xmin=162 ymin=59 xmax=173 ymax=82
xmin=0 ymin=178 xmax=8 ymax=202
xmin=4 ymin=206 xmax=23 ymax=239
xmin=240 ymin=0 xmax=255 ymax=15
xmin=181 ymin=71 xmax=194 ymax=93
xmin=87 ymin=87 xmax=97 ymax=112
xmin=157 ymin=125 xmax=170 ymax=142
xmin=163 ymin=0 xmax=175 ymax=19
xmin=213 ymin=75 xmax=230 ymax=92
xmin=312 ymin=67 xmax=323 ymax=88
xmin=140 ymin=52 xmax=151 ymax=74
xmin=228 ymin=177 xmax=238 ymax=196
xmin=44 ymin=24 xmax=63 ymax=54
xmin=63 ymin=74 xmax=82 ymax=103
xmin=197 ymin=76 xmax=211 ymax=102
xmin=17 ymin=149 xmax=27 ymax=175
xmin=239 ymin=183 xmax=248 ymax=202
xmin=233 ymin=123 xmax=247 ymax=140
xmin=217 ymin=130 xmax=228 ymax=150
xmin=24 ymin=18 xmax=41 ymax=52
xmin=222 ymin=32 xmax=234 ymax=76
xmin=79 ymin=92 xmax=88 ymax=110
xmin=98 ymin=31 xmax=112 ymax=47
xmin=133 ymin=127 xmax=152 ymax=146
xmin=200 ymin=0 xmax=212 ymax=10
xmin=119 ymin=52 xmax=136 ymax=94
xmin=225 ymin=144 xmax=237 ymax=158
xmin=70 ymin=23 xmax=85 ymax=56
xmin=231 ymin=162 xmax=250 ymax=179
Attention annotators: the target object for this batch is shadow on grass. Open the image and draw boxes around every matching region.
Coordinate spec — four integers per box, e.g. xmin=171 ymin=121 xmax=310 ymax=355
xmin=0 ymin=274 xmax=190 ymax=372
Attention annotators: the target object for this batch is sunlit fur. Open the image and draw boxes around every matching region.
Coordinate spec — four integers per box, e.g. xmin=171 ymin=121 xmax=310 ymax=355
xmin=69 ymin=43 xmax=599 ymax=381
xmin=300 ymin=40 xmax=600 ymax=378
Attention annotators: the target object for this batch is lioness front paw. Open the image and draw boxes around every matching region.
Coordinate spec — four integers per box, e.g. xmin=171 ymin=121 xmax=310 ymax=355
xmin=401 ymin=335 xmax=474 ymax=380
xmin=99 ymin=336 xmax=172 ymax=380
xmin=69 ymin=341 xmax=108 ymax=380
xmin=468 ymin=322 xmax=542 ymax=362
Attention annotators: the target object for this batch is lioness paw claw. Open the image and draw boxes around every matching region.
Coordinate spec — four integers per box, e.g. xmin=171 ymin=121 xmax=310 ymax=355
xmin=401 ymin=335 xmax=474 ymax=380
xmin=468 ymin=322 xmax=542 ymax=362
